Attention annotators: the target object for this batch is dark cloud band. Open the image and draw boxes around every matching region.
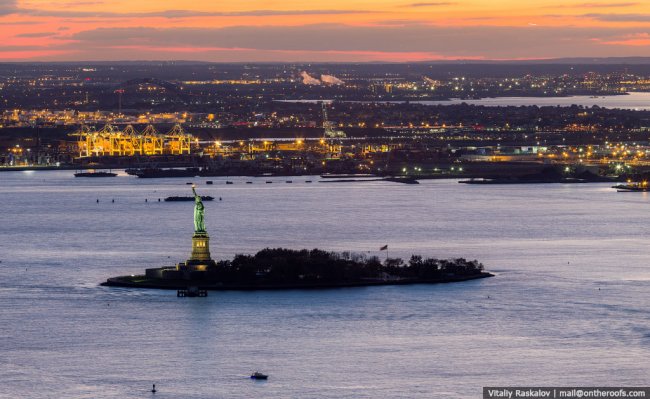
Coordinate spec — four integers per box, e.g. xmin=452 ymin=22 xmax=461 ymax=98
xmin=60 ymin=24 xmax=650 ymax=59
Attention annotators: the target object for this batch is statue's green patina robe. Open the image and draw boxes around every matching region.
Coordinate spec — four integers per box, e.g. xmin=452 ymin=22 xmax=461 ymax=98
xmin=192 ymin=187 xmax=206 ymax=233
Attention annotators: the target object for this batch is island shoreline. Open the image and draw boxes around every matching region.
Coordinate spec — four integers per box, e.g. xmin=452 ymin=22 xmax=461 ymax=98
xmin=101 ymin=272 xmax=494 ymax=291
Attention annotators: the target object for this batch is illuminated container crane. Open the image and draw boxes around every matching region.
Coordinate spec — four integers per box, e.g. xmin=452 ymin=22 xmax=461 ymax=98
xmin=110 ymin=124 xmax=141 ymax=156
xmin=141 ymin=125 xmax=164 ymax=155
xmin=71 ymin=125 xmax=92 ymax=157
xmin=165 ymin=124 xmax=192 ymax=155
xmin=71 ymin=124 xmax=193 ymax=157
xmin=91 ymin=124 xmax=115 ymax=157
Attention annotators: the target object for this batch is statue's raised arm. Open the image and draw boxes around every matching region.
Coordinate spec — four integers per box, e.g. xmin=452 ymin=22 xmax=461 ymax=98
xmin=191 ymin=185 xmax=206 ymax=233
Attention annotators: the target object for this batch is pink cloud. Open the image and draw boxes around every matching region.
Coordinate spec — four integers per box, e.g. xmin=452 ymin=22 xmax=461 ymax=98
xmin=99 ymin=44 xmax=482 ymax=61
xmin=597 ymin=32 xmax=650 ymax=46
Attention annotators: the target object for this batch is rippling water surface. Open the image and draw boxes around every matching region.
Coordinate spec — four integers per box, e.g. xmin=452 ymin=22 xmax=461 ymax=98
xmin=1 ymin=171 xmax=649 ymax=398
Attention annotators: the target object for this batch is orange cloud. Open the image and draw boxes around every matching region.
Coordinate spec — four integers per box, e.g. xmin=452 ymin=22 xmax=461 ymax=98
xmin=3 ymin=0 xmax=650 ymax=60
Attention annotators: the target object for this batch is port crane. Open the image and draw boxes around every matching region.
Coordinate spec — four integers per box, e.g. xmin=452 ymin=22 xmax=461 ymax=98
xmin=71 ymin=124 xmax=192 ymax=157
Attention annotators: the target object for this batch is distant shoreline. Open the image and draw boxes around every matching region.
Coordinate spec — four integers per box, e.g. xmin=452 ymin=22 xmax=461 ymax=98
xmin=0 ymin=165 xmax=630 ymax=185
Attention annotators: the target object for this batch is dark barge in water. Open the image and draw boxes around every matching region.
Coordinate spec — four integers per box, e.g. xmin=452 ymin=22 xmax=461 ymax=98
xmin=164 ymin=195 xmax=214 ymax=202
xmin=612 ymin=182 xmax=650 ymax=192
xmin=74 ymin=171 xmax=117 ymax=177
xmin=133 ymin=167 xmax=201 ymax=178
xmin=459 ymin=167 xmax=619 ymax=185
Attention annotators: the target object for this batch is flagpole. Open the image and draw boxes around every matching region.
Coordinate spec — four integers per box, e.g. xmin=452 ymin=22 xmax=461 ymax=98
xmin=379 ymin=244 xmax=388 ymax=262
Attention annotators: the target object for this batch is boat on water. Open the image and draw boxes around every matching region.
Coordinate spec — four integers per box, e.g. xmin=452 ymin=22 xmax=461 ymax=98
xmin=177 ymin=286 xmax=208 ymax=297
xmin=383 ymin=177 xmax=419 ymax=184
xmin=613 ymin=182 xmax=650 ymax=192
xmin=321 ymin=173 xmax=376 ymax=179
xmin=74 ymin=170 xmax=117 ymax=177
xmin=134 ymin=167 xmax=201 ymax=178
xmin=164 ymin=196 xmax=214 ymax=202
xmin=250 ymin=372 xmax=268 ymax=380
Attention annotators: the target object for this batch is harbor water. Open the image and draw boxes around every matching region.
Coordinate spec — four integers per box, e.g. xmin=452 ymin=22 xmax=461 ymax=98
xmin=0 ymin=171 xmax=649 ymax=398
xmin=281 ymin=92 xmax=650 ymax=110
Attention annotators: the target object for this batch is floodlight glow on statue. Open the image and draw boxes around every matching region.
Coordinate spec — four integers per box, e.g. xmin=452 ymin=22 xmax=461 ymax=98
xmin=184 ymin=184 xmax=213 ymax=268
xmin=191 ymin=184 xmax=206 ymax=233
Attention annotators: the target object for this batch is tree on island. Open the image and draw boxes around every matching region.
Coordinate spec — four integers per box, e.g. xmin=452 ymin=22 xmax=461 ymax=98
xmin=210 ymin=248 xmax=484 ymax=285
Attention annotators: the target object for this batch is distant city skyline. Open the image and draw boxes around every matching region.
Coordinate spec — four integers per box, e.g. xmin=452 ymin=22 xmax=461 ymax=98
xmin=2 ymin=0 xmax=650 ymax=61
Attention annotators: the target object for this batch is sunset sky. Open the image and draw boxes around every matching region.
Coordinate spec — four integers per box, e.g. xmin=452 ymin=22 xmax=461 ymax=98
xmin=2 ymin=0 xmax=650 ymax=61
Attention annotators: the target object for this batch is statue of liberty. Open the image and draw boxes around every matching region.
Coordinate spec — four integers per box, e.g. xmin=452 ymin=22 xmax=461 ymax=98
xmin=191 ymin=185 xmax=206 ymax=233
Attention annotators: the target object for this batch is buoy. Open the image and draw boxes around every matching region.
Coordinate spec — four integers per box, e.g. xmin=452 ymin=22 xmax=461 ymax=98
xmin=151 ymin=384 xmax=156 ymax=393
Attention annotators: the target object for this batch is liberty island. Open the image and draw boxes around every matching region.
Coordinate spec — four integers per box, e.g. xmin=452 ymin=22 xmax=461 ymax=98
xmin=101 ymin=186 xmax=492 ymax=290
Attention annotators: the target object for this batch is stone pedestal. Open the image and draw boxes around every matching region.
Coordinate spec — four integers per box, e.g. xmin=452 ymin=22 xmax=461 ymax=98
xmin=190 ymin=232 xmax=211 ymax=261
xmin=177 ymin=232 xmax=215 ymax=272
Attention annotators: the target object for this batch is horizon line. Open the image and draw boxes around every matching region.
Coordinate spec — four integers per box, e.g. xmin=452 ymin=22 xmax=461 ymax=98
xmin=5 ymin=56 xmax=650 ymax=64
